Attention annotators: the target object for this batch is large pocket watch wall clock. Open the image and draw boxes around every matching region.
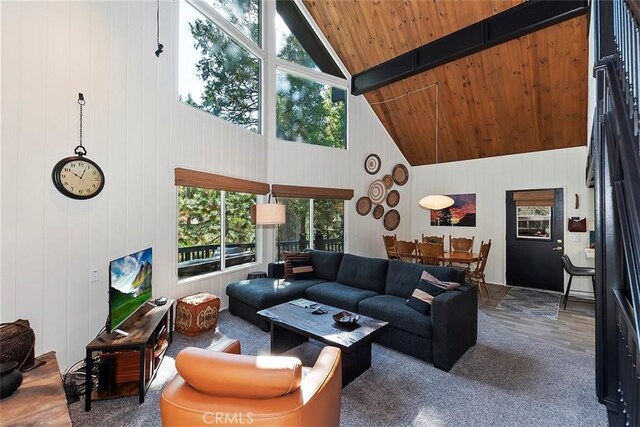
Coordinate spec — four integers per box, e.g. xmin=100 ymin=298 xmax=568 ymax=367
xmin=52 ymin=93 xmax=105 ymax=200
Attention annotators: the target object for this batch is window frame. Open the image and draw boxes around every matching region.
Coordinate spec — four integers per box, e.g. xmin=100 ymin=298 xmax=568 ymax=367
xmin=272 ymin=0 xmax=349 ymax=149
xmin=275 ymin=197 xmax=345 ymax=257
xmin=174 ymin=167 xmax=270 ymax=285
xmin=176 ymin=186 xmax=261 ymax=282
xmin=180 ymin=0 xmax=265 ymax=133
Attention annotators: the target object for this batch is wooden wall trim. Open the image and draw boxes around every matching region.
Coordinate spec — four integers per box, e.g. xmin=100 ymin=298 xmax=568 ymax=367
xmin=175 ymin=168 xmax=270 ymax=195
xmin=271 ymin=184 xmax=354 ymax=200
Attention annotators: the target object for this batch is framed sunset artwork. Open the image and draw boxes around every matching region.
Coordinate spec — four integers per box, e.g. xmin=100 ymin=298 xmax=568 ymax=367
xmin=430 ymin=194 xmax=477 ymax=227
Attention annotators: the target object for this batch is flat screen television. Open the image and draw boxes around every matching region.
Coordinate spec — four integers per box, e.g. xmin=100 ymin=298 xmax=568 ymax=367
xmin=108 ymin=247 xmax=153 ymax=335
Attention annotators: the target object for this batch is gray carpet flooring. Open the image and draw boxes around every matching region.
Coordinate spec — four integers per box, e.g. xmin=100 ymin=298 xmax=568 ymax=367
xmin=69 ymin=310 xmax=607 ymax=426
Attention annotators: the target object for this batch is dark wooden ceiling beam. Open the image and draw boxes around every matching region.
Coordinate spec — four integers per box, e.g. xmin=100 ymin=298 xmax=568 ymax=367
xmin=352 ymin=0 xmax=589 ymax=95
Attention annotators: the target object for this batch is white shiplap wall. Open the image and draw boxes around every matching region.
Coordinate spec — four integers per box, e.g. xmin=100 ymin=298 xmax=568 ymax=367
xmin=0 ymin=0 xmax=408 ymax=368
xmin=410 ymin=147 xmax=595 ymax=295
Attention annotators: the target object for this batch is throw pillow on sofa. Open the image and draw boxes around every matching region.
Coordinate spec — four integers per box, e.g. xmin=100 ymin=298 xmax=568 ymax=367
xmin=290 ymin=258 xmax=315 ymax=280
xmin=406 ymin=271 xmax=460 ymax=315
xmin=283 ymin=252 xmax=310 ymax=279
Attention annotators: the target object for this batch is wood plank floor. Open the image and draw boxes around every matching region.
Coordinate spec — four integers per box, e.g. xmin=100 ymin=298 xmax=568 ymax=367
xmin=479 ymin=283 xmax=596 ymax=355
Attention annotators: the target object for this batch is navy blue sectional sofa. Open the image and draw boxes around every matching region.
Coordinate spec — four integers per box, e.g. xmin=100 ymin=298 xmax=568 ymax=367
xmin=226 ymin=250 xmax=477 ymax=371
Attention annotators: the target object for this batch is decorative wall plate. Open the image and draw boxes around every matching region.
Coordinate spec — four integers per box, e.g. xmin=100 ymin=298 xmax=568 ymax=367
xmin=368 ymin=180 xmax=387 ymax=205
xmin=373 ymin=204 xmax=384 ymax=219
xmin=356 ymin=196 xmax=372 ymax=216
xmin=384 ymin=209 xmax=401 ymax=231
xmin=392 ymin=164 xmax=409 ymax=186
xmin=364 ymin=154 xmax=381 ymax=175
xmin=386 ymin=190 xmax=400 ymax=207
xmin=382 ymin=174 xmax=394 ymax=189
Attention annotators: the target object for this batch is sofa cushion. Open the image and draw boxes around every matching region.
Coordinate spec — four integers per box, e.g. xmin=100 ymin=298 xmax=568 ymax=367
xmin=358 ymin=295 xmax=433 ymax=338
xmin=406 ymin=271 xmax=459 ymax=315
xmin=306 ymin=282 xmax=378 ymax=312
xmin=336 ymin=254 xmax=388 ymax=294
xmin=385 ymin=260 xmax=465 ymax=299
xmin=291 ymin=258 xmax=315 ymax=280
xmin=226 ymin=278 xmax=324 ymax=309
xmin=308 ymin=250 xmax=343 ymax=282
xmin=283 ymin=252 xmax=310 ymax=279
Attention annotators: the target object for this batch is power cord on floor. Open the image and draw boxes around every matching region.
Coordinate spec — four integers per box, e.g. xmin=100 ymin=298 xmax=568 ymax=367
xmin=62 ymin=356 xmax=99 ymax=404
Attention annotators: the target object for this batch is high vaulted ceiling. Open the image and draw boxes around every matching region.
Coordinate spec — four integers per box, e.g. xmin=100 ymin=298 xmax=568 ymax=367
xmin=303 ymin=0 xmax=589 ymax=166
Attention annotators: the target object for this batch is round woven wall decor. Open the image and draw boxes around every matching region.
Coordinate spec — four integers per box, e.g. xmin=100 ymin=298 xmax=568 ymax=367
xmin=392 ymin=164 xmax=409 ymax=186
xmin=387 ymin=190 xmax=400 ymax=207
xmin=364 ymin=154 xmax=381 ymax=175
xmin=382 ymin=174 xmax=394 ymax=189
xmin=356 ymin=196 xmax=372 ymax=216
xmin=368 ymin=180 xmax=387 ymax=205
xmin=384 ymin=209 xmax=401 ymax=231
xmin=373 ymin=204 xmax=384 ymax=219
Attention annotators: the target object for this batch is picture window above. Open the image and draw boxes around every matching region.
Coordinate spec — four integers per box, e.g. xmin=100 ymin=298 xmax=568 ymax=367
xmin=179 ymin=0 xmax=261 ymax=133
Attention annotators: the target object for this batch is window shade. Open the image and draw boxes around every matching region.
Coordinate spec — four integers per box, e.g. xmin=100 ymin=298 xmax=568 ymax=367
xmin=513 ymin=190 xmax=555 ymax=206
xmin=271 ymin=184 xmax=354 ymax=200
xmin=174 ymin=168 xmax=269 ymax=195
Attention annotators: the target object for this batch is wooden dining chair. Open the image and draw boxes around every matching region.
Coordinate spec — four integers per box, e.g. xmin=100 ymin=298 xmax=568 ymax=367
xmin=395 ymin=239 xmax=418 ymax=263
xmin=448 ymin=236 xmax=475 ymax=271
xmin=421 ymin=234 xmax=445 ymax=244
xmin=449 ymin=236 xmax=474 ymax=252
xmin=468 ymin=239 xmax=492 ymax=302
xmin=383 ymin=234 xmax=398 ymax=259
xmin=416 ymin=241 xmax=445 ymax=266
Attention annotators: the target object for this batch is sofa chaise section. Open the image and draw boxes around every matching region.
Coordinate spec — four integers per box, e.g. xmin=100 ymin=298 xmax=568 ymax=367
xmin=227 ymin=278 xmax=325 ymax=331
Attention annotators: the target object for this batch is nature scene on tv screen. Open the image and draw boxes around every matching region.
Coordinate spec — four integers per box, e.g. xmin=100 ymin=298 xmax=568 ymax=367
xmin=110 ymin=248 xmax=152 ymax=330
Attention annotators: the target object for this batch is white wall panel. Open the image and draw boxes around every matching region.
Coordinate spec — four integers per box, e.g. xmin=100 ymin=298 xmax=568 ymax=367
xmin=410 ymin=147 xmax=595 ymax=296
xmin=0 ymin=0 xmax=403 ymax=368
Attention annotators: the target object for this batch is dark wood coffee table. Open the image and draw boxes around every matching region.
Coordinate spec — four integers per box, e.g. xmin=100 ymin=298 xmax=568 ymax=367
xmin=257 ymin=299 xmax=388 ymax=387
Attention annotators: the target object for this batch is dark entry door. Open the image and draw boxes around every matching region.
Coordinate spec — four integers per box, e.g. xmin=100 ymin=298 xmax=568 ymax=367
xmin=506 ymin=188 xmax=564 ymax=291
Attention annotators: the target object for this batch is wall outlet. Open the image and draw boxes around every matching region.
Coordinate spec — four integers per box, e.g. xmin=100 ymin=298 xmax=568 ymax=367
xmin=90 ymin=269 xmax=99 ymax=282
xmin=570 ymin=234 xmax=579 ymax=242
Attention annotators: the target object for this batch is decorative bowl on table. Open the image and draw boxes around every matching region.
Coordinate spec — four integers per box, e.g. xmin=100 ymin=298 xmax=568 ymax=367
xmin=333 ymin=311 xmax=360 ymax=326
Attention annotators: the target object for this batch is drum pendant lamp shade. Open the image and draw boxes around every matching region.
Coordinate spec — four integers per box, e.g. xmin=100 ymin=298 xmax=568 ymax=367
xmin=419 ymin=194 xmax=454 ymax=210
xmin=251 ymin=203 xmax=285 ymax=225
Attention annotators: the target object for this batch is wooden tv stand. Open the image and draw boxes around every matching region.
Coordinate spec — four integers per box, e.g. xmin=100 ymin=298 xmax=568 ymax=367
xmin=84 ymin=300 xmax=174 ymax=411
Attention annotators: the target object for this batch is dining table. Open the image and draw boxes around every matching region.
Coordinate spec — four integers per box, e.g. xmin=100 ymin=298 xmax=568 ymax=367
xmin=440 ymin=251 xmax=481 ymax=264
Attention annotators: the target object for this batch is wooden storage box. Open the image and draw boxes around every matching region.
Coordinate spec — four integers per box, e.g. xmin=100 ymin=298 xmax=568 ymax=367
xmin=100 ymin=349 xmax=152 ymax=383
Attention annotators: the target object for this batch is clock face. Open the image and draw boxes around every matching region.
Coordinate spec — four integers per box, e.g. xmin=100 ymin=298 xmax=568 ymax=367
xmin=52 ymin=156 xmax=105 ymax=199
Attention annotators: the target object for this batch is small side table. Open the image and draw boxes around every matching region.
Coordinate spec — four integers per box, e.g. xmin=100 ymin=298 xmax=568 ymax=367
xmin=247 ymin=271 xmax=267 ymax=280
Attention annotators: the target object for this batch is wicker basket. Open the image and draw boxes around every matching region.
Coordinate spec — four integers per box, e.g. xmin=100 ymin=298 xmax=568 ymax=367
xmin=0 ymin=320 xmax=36 ymax=372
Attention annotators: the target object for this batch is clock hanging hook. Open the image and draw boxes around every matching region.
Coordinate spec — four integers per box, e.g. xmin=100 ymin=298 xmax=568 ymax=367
xmin=75 ymin=93 xmax=87 ymax=157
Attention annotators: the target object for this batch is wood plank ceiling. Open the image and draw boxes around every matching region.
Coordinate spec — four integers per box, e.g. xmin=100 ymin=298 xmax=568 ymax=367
xmin=303 ymin=0 xmax=589 ymax=166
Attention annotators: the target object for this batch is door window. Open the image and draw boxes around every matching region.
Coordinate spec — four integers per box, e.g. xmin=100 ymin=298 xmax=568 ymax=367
xmin=516 ymin=206 xmax=552 ymax=240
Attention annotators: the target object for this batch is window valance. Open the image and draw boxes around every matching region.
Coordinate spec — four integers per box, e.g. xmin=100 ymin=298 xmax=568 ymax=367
xmin=271 ymin=184 xmax=354 ymax=200
xmin=174 ymin=168 xmax=269 ymax=195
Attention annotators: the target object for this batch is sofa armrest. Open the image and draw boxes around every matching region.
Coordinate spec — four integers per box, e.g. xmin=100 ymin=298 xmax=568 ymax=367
xmin=430 ymin=284 xmax=478 ymax=371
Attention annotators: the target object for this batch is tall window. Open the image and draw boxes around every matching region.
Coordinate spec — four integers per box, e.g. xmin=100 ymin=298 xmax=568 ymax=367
xmin=178 ymin=187 xmax=256 ymax=279
xmin=275 ymin=1 xmax=347 ymax=148
xmin=276 ymin=198 xmax=344 ymax=259
xmin=179 ymin=0 xmax=262 ymax=133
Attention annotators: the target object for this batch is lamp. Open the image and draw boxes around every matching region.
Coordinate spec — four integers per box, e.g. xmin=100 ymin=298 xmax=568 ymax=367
xmin=251 ymin=194 xmax=285 ymax=225
xmin=418 ymin=83 xmax=454 ymax=211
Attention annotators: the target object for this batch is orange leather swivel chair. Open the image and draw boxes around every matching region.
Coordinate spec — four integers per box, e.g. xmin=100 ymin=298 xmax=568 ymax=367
xmin=160 ymin=346 xmax=342 ymax=427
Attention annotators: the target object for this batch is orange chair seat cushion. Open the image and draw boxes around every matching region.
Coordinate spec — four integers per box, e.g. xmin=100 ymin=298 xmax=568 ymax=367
xmin=176 ymin=347 xmax=302 ymax=399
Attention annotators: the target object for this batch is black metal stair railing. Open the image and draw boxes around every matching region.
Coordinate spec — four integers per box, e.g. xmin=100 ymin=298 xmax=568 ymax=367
xmin=601 ymin=1 xmax=640 ymax=422
xmin=612 ymin=0 xmax=639 ymax=150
